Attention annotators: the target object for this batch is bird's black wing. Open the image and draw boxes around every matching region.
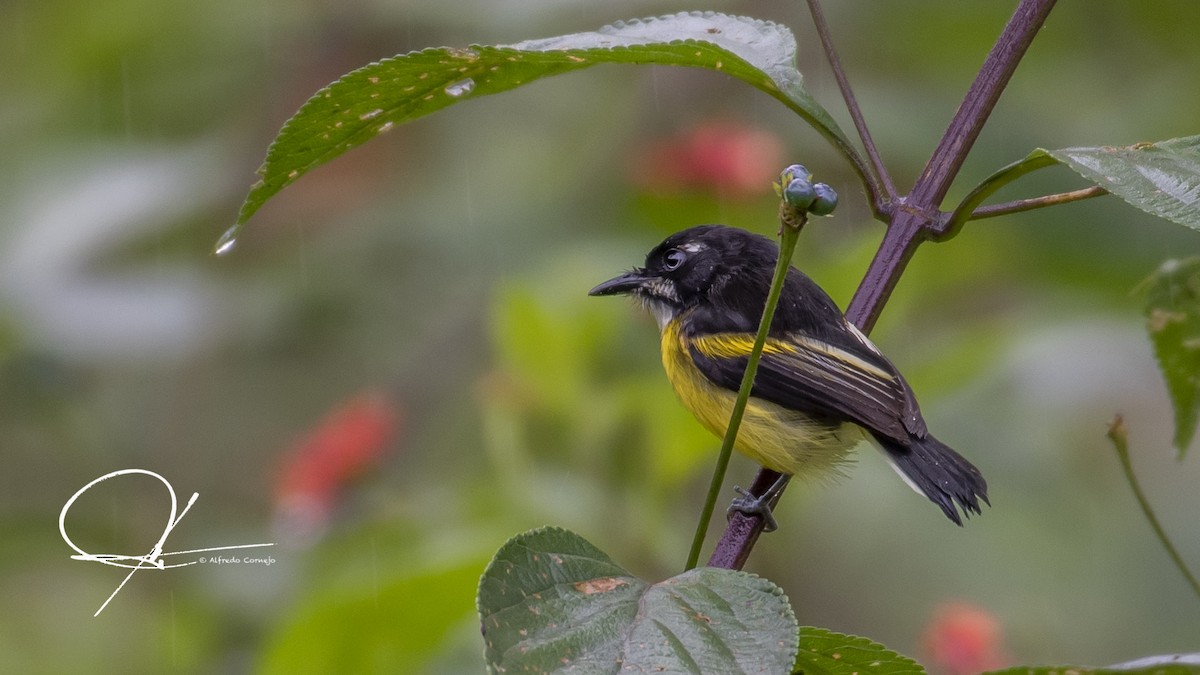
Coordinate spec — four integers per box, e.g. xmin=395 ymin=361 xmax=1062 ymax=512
xmin=685 ymin=325 xmax=925 ymax=443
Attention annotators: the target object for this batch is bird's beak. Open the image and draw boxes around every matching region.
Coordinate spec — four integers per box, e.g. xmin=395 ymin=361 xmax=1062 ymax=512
xmin=588 ymin=269 xmax=651 ymax=297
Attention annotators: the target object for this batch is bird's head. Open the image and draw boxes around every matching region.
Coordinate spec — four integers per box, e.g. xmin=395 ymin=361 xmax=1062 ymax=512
xmin=588 ymin=225 xmax=776 ymax=329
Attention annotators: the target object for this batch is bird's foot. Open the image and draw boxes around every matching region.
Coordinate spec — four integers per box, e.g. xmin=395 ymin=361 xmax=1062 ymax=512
xmin=726 ymin=474 xmax=791 ymax=533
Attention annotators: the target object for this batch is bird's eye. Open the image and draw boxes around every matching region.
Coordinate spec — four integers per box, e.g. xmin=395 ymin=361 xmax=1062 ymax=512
xmin=662 ymin=248 xmax=687 ymax=271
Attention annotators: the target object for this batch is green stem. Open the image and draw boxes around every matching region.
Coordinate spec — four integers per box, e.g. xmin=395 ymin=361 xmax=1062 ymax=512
xmin=933 ymin=152 xmax=1056 ymax=242
xmin=1108 ymin=415 xmax=1200 ymax=600
xmin=685 ymin=209 xmax=804 ymax=571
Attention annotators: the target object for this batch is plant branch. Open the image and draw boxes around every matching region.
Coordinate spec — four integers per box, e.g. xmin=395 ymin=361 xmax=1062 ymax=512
xmin=966 ymin=185 xmax=1108 ymax=220
xmin=1108 ymin=415 xmax=1200 ymax=600
xmin=806 ymin=0 xmax=897 ymax=213
xmin=916 ymin=0 xmax=1058 ymax=221
xmin=688 ymin=204 xmax=806 ymax=571
xmin=707 ymin=0 xmax=1057 ymax=570
xmin=849 ymin=0 xmax=1057 ymax=331
xmin=937 ymin=152 xmax=1057 ymax=241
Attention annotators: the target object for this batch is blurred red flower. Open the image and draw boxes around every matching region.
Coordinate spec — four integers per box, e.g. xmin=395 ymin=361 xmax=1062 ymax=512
xmin=631 ymin=121 xmax=785 ymax=199
xmin=272 ymin=389 xmax=401 ymax=543
xmin=920 ymin=602 xmax=1008 ymax=675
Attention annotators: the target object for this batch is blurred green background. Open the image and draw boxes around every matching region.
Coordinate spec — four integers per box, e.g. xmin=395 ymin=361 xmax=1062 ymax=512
xmin=2 ymin=0 xmax=1198 ymax=672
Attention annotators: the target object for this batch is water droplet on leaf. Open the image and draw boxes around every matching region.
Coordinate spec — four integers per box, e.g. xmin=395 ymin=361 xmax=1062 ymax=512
xmin=214 ymin=226 xmax=240 ymax=256
xmin=444 ymin=78 xmax=476 ymax=98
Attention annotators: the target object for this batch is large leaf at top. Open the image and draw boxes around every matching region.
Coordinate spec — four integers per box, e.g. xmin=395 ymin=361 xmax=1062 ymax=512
xmin=1138 ymin=257 xmax=1200 ymax=456
xmin=222 ymin=12 xmax=848 ymax=248
xmin=477 ymin=526 xmax=798 ymax=674
xmin=793 ymin=627 xmax=925 ymax=675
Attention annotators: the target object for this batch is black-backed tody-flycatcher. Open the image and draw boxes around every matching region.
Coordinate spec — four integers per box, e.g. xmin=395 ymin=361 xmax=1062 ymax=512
xmin=589 ymin=224 xmax=988 ymax=526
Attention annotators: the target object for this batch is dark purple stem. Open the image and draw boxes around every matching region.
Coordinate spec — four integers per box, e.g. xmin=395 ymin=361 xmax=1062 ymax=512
xmin=806 ymin=0 xmax=897 ymax=210
xmin=849 ymin=0 xmax=1058 ymax=331
xmin=708 ymin=0 xmax=1057 ymax=570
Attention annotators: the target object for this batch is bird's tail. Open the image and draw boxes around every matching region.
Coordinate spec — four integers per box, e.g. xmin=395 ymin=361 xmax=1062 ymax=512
xmin=875 ymin=433 xmax=988 ymax=526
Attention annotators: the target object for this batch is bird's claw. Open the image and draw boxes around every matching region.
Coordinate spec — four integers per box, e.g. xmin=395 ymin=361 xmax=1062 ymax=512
xmin=727 ymin=485 xmax=779 ymax=533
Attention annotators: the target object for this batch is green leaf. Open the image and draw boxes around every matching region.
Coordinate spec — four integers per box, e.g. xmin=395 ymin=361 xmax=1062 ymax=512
xmin=984 ymin=653 xmax=1200 ymax=675
xmin=225 ymin=11 xmax=848 ymax=243
xmin=946 ymin=136 xmax=1200 ymax=239
xmin=1138 ymin=257 xmax=1200 ymax=456
xmin=793 ymin=627 xmax=925 ymax=675
xmin=477 ymin=526 xmax=798 ymax=674
xmin=1045 ymin=136 xmax=1200 ymax=230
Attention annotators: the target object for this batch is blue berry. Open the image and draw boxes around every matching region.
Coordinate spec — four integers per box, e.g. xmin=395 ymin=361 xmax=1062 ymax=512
xmin=783 ymin=179 xmax=816 ymax=210
xmin=781 ymin=164 xmax=812 ymax=185
xmin=809 ymin=182 xmax=839 ymax=215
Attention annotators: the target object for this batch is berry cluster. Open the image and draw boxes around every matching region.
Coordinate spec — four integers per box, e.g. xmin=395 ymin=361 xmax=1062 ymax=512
xmin=775 ymin=164 xmax=838 ymax=216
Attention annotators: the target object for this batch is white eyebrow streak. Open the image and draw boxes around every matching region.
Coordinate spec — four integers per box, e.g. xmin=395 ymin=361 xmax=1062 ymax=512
xmin=679 ymin=242 xmax=705 ymax=253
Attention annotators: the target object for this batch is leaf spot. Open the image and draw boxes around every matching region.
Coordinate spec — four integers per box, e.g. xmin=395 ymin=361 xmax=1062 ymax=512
xmin=359 ymin=109 xmax=384 ymax=121
xmin=1148 ymin=307 xmax=1187 ymax=332
xmin=573 ymin=577 xmax=629 ymax=595
xmin=447 ymin=47 xmax=480 ymax=61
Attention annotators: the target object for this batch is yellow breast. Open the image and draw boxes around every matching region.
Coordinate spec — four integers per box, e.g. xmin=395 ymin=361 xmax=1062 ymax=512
xmin=659 ymin=317 xmax=863 ymax=478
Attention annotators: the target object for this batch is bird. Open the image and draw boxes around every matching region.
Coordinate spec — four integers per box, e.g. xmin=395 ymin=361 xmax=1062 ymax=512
xmin=589 ymin=224 xmax=988 ymax=528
